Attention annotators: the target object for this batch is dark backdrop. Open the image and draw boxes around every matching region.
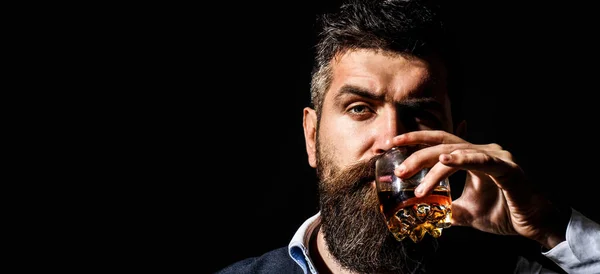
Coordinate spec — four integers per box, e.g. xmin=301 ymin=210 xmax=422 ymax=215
xmin=111 ymin=1 xmax=600 ymax=272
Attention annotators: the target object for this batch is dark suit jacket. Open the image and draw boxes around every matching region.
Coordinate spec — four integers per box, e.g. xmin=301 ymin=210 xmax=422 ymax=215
xmin=215 ymin=247 xmax=304 ymax=274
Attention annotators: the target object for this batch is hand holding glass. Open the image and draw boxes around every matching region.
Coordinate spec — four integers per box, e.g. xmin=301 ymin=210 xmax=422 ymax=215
xmin=375 ymin=146 xmax=452 ymax=243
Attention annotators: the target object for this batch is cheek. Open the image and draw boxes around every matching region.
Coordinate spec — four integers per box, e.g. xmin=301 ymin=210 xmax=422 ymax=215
xmin=318 ymin=118 xmax=373 ymax=167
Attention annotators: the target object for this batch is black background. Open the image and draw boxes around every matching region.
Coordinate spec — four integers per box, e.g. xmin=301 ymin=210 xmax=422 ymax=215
xmin=97 ymin=1 xmax=600 ymax=272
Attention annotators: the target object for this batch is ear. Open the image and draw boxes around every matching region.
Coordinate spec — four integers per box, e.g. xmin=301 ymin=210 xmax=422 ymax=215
xmin=303 ymin=107 xmax=318 ymax=168
xmin=455 ymin=120 xmax=467 ymax=140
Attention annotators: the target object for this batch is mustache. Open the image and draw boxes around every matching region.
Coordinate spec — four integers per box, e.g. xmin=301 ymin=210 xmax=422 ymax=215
xmin=324 ymin=154 xmax=383 ymax=192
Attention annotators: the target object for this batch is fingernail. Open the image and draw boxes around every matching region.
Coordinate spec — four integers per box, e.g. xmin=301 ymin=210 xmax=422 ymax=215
xmin=441 ymin=154 xmax=451 ymax=162
xmin=415 ymin=186 xmax=423 ymax=195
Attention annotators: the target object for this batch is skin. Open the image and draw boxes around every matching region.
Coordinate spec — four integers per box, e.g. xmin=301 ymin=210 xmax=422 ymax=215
xmin=303 ymin=49 xmax=567 ymax=273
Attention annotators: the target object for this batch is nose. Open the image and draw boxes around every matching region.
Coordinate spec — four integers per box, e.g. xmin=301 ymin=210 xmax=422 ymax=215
xmin=372 ymin=108 xmax=408 ymax=155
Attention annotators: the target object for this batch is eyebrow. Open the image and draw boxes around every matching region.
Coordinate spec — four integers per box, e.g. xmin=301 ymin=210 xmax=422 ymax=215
xmin=334 ymin=84 xmax=443 ymax=111
xmin=335 ymin=85 xmax=384 ymax=102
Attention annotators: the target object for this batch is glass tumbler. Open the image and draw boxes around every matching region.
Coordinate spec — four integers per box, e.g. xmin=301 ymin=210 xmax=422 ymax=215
xmin=375 ymin=146 xmax=452 ymax=243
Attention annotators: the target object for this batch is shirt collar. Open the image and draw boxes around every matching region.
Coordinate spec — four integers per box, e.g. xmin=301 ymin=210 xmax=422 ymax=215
xmin=288 ymin=212 xmax=321 ymax=274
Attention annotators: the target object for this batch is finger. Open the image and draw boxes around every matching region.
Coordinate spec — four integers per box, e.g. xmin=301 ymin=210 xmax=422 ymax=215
xmin=414 ymin=162 xmax=457 ymax=197
xmin=393 ymin=130 xmax=466 ymax=147
xmin=394 ymin=144 xmax=495 ymax=179
xmin=393 ymin=146 xmax=442 ymax=179
xmin=439 ymin=150 xmax=521 ymax=191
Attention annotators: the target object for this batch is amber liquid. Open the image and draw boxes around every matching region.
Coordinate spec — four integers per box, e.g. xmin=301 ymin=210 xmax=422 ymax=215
xmin=378 ymin=186 xmax=452 ymax=242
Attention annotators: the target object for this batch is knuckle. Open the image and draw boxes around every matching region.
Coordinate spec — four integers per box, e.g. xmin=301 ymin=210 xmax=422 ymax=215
xmin=443 ymin=143 xmax=459 ymax=152
xmin=499 ymin=150 xmax=513 ymax=160
xmin=483 ymin=154 xmax=495 ymax=163
xmin=488 ymin=143 xmax=503 ymax=150
xmin=434 ymin=130 xmax=446 ymax=143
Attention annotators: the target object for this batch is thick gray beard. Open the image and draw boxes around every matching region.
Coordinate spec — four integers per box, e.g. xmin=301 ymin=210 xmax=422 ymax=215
xmin=316 ymin=144 xmax=437 ymax=273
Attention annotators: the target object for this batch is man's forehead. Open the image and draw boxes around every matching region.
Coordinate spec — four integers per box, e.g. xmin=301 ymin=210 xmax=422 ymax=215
xmin=327 ymin=49 xmax=447 ymax=99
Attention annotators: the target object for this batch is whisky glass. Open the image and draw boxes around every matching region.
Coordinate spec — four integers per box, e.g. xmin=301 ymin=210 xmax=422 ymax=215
xmin=375 ymin=146 xmax=452 ymax=243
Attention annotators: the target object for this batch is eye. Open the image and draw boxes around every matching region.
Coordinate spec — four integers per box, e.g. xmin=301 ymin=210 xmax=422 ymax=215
xmin=346 ymin=104 xmax=375 ymax=119
xmin=348 ymin=105 xmax=370 ymax=114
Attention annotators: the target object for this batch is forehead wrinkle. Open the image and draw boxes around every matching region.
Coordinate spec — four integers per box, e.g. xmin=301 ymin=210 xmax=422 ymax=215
xmin=387 ymin=65 xmax=434 ymax=100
